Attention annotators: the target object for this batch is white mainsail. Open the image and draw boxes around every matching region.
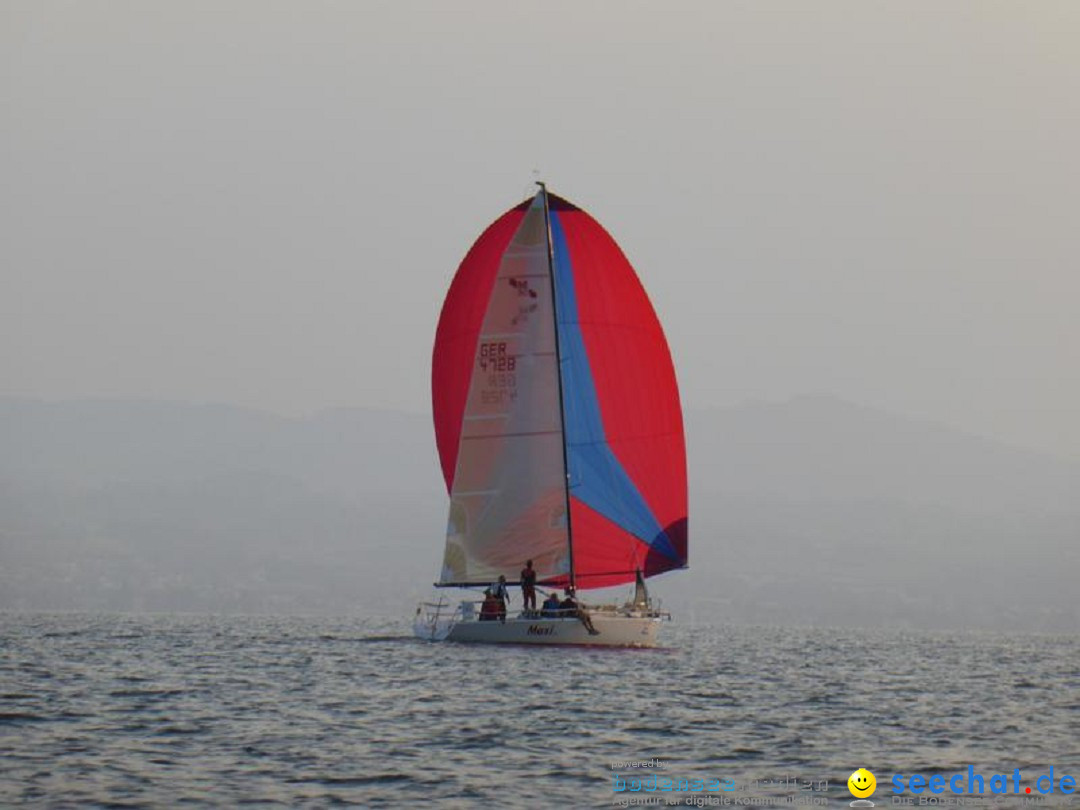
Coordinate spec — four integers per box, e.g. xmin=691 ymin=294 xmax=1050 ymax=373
xmin=439 ymin=195 xmax=571 ymax=585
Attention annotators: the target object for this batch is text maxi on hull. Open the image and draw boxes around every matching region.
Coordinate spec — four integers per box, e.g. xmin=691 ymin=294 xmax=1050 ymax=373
xmin=414 ymin=185 xmax=688 ymax=647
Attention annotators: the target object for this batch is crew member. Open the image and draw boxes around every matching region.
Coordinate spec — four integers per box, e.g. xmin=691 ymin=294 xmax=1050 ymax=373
xmin=520 ymin=560 xmax=537 ymax=613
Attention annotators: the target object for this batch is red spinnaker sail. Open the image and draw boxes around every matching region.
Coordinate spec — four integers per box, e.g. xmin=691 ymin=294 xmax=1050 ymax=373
xmin=432 ymin=191 xmax=687 ymax=590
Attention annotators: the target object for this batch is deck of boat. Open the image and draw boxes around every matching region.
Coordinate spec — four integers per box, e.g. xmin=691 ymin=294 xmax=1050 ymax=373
xmin=415 ymin=608 xmax=663 ymax=647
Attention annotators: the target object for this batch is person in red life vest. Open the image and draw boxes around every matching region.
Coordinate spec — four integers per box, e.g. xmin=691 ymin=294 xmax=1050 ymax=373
xmin=520 ymin=559 xmax=538 ymax=613
xmin=479 ymin=589 xmax=500 ymax=621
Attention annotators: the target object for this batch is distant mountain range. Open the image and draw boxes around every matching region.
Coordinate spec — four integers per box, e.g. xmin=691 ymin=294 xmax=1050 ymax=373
xmin=1 ymin=396 xmax=1076 ymax=630
xmin=687 ymin=395 xmax=1080 ymax=514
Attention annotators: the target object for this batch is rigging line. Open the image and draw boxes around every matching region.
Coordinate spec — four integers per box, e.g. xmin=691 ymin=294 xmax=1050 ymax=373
xmin=460 ymin=429 xmax=561 ymax=441
xmin=564 ymin=428 xmax=684 ymax=447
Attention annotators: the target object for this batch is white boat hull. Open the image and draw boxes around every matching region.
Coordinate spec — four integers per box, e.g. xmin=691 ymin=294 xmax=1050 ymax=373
xmin=449 ymin=614 xmax=660 ymax=646
xmin=414 ymin=605 xmax=662 ymax=647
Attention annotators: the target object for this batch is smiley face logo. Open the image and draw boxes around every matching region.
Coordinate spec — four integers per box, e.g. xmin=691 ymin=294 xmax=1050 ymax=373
xmin=848 ymin=768 xmax=876 ymax=798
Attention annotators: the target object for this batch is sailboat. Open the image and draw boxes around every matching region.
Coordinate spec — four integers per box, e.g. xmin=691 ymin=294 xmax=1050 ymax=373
xmin=413 ymin=184 xmax=687 ymax=647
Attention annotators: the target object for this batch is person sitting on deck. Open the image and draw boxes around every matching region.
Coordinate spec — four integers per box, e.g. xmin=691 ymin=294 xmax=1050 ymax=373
xmin=559 ymin=588 xmax=599 ymax=635
xmin=558 ymin=589 xmax=578 ymax=616
xmin=479 ymin=589 xmax=500 ymax=621
xmin=540 ymin=592 xmax=562 ymax=618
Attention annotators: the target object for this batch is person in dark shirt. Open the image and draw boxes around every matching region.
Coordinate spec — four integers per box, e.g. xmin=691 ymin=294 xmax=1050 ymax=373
xmin=520 ymin=559 xmax=537 ymax=613
xmin=540 ymin=592 xmax=561 ymax=618
xmin=558 ymin=589 xmax=578 ymax=618
xmin=559 ymin=588 xmax=599 ymax=635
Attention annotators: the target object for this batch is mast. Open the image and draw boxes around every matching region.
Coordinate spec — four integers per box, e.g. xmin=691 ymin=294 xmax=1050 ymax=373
xmin=537 ymin=181 xmax=576 ymax=593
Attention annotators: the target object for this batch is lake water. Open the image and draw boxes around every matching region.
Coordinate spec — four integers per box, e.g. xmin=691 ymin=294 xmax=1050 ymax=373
xmin=1 ymin=614 xmax=1077 ymax=807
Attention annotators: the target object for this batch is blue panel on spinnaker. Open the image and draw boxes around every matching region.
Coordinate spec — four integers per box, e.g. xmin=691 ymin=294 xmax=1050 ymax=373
xmin=549 ymin=213 xmax=680 ymax=563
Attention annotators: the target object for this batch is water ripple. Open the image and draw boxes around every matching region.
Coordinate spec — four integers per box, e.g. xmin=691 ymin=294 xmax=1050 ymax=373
xmin=0 ymin=615 xmax=1076 ymax=807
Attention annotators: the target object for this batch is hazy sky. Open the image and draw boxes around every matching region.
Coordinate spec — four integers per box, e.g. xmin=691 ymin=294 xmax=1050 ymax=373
xmin=3 ymin=2 xmax=1078 ymax=459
